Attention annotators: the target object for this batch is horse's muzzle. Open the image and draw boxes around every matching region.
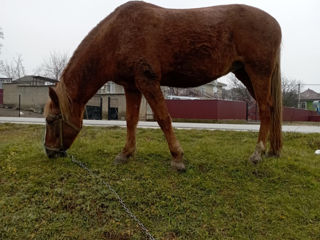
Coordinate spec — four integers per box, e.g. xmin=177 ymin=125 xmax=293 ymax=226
xmin=45 ymin=147 xmax=67 ymax=158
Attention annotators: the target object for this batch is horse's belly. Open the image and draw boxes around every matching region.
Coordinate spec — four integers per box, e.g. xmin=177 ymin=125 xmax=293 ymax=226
xmin=161 ymin=71 xmax=221 ymax=88
xmin=160 ymin=57 xmax=232 ymax=88
xmin=159 ymin=43 xmax=234 ymax=88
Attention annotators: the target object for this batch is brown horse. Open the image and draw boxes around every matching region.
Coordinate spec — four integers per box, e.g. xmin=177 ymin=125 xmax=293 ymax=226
xmin=44 ymin=1 xmax=282 ymax=171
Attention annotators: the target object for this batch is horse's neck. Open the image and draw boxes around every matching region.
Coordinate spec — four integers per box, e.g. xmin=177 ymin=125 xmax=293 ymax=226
xmin=61 ymin=76 xmax=105 ymax=108
xmin=59 ymin=42 xmax=114 ymax=109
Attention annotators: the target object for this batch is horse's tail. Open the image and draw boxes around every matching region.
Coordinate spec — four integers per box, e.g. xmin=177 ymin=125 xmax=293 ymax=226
xmin=269 ymin=48 xmax=282 ymax=156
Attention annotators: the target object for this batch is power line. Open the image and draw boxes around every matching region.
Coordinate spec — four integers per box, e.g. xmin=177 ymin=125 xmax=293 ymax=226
xmin=300 ymin=83 xmax=320 ymax=86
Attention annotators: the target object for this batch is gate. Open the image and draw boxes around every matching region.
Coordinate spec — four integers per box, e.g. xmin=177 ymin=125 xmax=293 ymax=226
xmin=108 ymin=97 xmax=118 ymax=120
xmin=0 ymin=89 xmax=3 ymax=105
xmin=84 ymin=97 xmax=102 ymax=120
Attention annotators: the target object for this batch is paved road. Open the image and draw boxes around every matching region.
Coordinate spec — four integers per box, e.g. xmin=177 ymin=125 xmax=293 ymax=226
xmin=0 ymin=117 xmax=319 ymax=133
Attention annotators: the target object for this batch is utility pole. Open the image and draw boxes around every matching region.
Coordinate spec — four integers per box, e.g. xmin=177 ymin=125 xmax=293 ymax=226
xmin=297 ymin=83 xmax=301 ymax=108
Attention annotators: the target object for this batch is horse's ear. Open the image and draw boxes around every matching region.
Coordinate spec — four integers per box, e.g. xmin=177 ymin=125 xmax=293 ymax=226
xmin=49 ymin=87 xmax=59 ymax=107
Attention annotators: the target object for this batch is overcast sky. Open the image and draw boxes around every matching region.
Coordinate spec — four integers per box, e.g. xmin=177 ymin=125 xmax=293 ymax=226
xmin=1 ymin=0 xmax=320 ymax=91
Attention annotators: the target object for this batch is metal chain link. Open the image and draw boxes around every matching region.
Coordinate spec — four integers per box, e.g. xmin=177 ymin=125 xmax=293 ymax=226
xmin=69 ymin=155 xmax=156 ymax=240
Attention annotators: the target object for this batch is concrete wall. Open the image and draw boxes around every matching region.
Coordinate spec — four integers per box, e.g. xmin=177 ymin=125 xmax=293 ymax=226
xmin=3 ymin=83 xmax=151 ymax=120
xmin=92 ymin=94 xmax=150 ymax=120
xmin=3 ymin=84 xmax=49 ymax=112
xmin=89 ymin=94 xmax=127 ymax=120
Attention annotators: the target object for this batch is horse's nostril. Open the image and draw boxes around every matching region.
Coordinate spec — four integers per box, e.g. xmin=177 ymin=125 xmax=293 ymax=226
xmin=59 ymin=151 xmax=67 ymax=158
xmin=45 ymin=148 xmax=55 ymax=158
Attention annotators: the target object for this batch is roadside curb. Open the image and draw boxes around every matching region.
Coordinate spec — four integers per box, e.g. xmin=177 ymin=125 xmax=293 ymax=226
xmin=0 ymin=117 xmax=319 ymax=133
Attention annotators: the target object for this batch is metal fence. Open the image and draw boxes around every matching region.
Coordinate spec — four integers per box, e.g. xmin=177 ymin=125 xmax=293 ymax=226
xmin=166 ymin=99 xmax=320 ymax=122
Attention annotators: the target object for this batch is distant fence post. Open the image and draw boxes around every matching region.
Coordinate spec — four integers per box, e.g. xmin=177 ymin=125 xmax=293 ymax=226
xmin=18 ymin=94 xmax=21 ymax=117
xmin=100 ymin=96 xmax=103 ymax=120
xmin=107 ymin=97 xmax=110 ymax=120
xmin=297 ymin=83 xmax=301 ymax=108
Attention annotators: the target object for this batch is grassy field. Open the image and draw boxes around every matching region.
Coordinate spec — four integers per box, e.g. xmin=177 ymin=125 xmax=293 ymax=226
xmin=1 ymin=123 xmax=320 ymax=240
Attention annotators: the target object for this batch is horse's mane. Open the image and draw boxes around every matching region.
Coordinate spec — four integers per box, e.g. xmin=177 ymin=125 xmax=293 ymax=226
xmin=44 ymin=80 xmax=73 ymax=121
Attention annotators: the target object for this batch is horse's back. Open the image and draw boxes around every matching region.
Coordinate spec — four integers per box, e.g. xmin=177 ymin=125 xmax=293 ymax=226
xmin=106 ymin=2 xmax=282 ymax=86
xmin=113 ymin=2 xmax=281 ymax=37
xmin=68 ymin=2 xmax=281 ymax=88
xmin=111 ymin=2 xmax=281 ymax=60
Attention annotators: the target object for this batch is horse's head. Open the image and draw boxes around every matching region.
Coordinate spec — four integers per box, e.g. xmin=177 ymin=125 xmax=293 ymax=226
xmin=44 ymin=86 xmax=81 ymax=158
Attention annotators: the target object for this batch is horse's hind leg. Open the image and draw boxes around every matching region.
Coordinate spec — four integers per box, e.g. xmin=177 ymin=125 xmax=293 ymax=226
xmin=233 ymin=68 xmax=256 ymax=100
xmin=135 ymin=65 xmax=185 ymax=171
xmin=246 ymin=70 xmax=272 ymax=164
xmin=114 ymin=87 xmax=142 ymax=164
xmin=250 ymin=98 xmax=271 ymax=164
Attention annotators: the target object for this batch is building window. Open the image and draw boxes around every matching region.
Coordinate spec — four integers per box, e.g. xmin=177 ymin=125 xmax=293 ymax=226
xmin=213 ymin=86 xmax=218 ymax=93
xmin=301 ymin=102 xmax=306 ymax=109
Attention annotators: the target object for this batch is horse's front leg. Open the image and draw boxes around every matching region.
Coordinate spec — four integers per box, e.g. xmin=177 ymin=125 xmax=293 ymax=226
xmin=114 ymin=87 xmax=142 ymax=164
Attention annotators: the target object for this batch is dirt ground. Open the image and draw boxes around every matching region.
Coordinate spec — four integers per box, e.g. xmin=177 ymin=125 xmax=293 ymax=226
xmin=0 ymin=107 xmax=43 ymax=118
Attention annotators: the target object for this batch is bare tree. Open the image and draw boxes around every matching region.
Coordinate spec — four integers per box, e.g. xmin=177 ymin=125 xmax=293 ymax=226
xmin=227 ymin=74 xmax=254 ymax=103
xmin=36 ymin=51 xmax=69 ymax=80
xmin=0 ymin=55 xmax=26 ymax=79
xmin=0 ymin=28 xmax=3 ymax=69
xmin=282 ymin=77 xmax=301 ymax=107
xmin=227 ymin=73 xmax=301 ymax=108
xmin=162 ymin=86 xmax=185 ymax=97
xmin=0 ymin=27 xmax=3 ymax=55
xmin=168 ymin=87 xmax=182 ymax=96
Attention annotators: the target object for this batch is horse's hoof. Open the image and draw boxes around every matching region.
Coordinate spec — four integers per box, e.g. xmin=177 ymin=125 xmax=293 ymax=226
xmin=114 ymin=153 xmax=129 ymax=165
xmin=249 ymin=152 xmax=262 ymax=164
xmin=266 ymin=151 xmax=280 ymax=158
xmin=171 ymin=161 xmax=186 ymax=172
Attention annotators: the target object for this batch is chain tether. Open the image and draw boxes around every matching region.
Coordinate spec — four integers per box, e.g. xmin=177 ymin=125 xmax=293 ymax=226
xmin=69 ymin=155 xmax=156 ymax=240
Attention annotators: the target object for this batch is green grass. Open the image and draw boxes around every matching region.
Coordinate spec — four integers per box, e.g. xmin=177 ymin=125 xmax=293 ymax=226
xmin=1 ymin=123 xmax=320 ymax=240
